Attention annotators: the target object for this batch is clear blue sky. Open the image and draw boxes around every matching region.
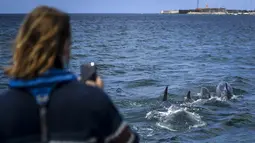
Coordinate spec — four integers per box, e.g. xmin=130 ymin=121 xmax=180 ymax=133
xmin=0 ymin=0 xmax=254 ymax=13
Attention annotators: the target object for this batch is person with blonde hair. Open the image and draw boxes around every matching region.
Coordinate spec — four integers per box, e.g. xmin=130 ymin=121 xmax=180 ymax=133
xmin=0 ymin=5 xmax=139 ymax=143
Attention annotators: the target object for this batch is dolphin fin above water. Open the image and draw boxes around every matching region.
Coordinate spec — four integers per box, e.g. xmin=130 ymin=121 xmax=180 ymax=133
xmin=163 ymin=86 xmax=168 ymax=101
xmin=162 ymin=86 xmax=191 ymax=102
xmin=186 ymin=91 xmax=191 ymax=100
xmin=184 ymin=91 xmax=194 ymax=102
xmin=225 ymin=83 xmax=233 ymax=100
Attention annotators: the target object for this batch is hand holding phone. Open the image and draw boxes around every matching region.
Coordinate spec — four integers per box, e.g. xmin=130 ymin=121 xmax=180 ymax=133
xmin=80 ymin=62 xmax=104 ymax=89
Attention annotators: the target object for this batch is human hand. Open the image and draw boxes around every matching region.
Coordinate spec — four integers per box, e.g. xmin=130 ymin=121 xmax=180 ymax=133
xmin=85 ymin=76 xmax=104 ymax=89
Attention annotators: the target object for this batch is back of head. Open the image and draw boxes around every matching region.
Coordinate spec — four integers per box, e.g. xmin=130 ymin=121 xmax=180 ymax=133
xmin=4 ymin=5 xmax=71 ymax=79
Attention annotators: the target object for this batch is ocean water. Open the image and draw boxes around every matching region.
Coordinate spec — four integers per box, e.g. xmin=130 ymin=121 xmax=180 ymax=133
xmin=0 ymin=14 xmax=255 ymax=143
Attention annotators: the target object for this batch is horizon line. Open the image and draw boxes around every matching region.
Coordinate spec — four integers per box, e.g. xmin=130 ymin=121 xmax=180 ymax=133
xmin=0 ymin=8 xmax=254 ymax=15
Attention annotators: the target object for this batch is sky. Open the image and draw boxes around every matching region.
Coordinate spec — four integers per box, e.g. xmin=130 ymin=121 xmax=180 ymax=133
xmin=0 ymin=0 xmax=254 ymax=13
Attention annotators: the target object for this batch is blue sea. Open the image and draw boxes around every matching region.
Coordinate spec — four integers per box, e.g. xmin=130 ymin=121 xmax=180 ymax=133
xmin=0 ymin=14 xmax=255 ymax=143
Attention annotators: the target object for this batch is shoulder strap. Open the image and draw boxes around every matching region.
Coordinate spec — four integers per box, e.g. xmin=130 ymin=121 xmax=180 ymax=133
xmin=19 ymin=83 xmax=63 ymax=143
xmin=37 ymin=83 xmax=61 ymax=143
xmin=39 ymin=105 xmax=48 ymax=143
xmin=38 ymin=81 xmax=70 ymax=143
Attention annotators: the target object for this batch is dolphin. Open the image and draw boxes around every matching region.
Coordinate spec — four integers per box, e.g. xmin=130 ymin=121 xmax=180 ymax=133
xmin=162 ymin=82 xmax=233 ymax=102
xmin=183 ymin=82 xmax=233 ymax=102
xmin=216 ymin=82 xmax=233 ymax=100
xmin=200 ymin=87 xmax=211 ymax=99
xmin=183 ymin=87 xmax=212 ymax=102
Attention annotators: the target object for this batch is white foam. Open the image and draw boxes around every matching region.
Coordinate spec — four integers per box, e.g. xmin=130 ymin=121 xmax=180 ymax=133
xmin=145 ymin=105 xmax=206 ymax=131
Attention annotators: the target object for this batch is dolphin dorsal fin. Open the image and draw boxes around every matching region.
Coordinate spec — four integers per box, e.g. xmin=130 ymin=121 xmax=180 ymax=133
xmin=186 ymin=91 xmax=191 ymax=99
xmin=225 ymin=83 xmax=229 ymax=92
xmin=163 ymin=86 xmax=168 ymax=101
xmin=225 ymin=83 xmax=232 ymax=100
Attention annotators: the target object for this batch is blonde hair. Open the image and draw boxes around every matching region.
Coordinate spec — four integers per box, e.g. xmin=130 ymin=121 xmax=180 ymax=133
xmin=4 ymin=6 xmax=71 ymax=79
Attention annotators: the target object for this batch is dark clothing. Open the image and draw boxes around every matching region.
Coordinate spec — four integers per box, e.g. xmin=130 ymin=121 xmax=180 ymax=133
xmin=0 ymin=69 xmax=139 ymax=143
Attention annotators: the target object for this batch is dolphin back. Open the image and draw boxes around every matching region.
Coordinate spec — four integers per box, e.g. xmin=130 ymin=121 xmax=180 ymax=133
xmin=200 ymin=87 xmax=211 ymax=99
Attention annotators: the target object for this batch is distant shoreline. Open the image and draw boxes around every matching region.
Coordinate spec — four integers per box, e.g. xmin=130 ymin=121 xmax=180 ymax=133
xmin=160 ymin=8 xmax=255 ymax=15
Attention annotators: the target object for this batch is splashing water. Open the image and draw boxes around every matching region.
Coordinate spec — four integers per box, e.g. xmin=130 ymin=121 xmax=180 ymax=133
xmin=146 ymin=105 xmax=206 ymax=131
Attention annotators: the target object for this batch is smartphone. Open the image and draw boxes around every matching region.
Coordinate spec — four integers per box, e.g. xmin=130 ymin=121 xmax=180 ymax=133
xmin=80 ymin=62 xmax=97 ymax=82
